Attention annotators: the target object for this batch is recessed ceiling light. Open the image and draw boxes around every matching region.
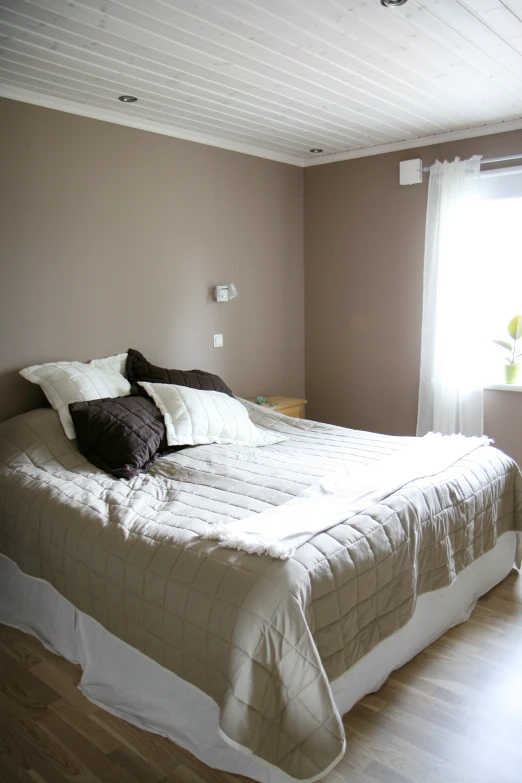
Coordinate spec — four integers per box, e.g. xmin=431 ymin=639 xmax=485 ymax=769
xmin=310 ymin=148 xmax=324 ymax=153
xmin=118 ymin=95 xmax=137 ymax=103
xmin=380 ymin=0 xmax=408 ymax=6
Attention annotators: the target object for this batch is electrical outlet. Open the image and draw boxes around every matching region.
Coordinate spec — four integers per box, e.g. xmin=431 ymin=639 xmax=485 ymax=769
xmin=213 ymin=334 xmax=223 ymax=348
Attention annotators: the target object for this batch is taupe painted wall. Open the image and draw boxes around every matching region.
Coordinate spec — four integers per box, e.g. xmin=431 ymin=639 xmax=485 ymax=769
xmin=305 ymin=129 xmax=522 ymax=465
xmin=0 ymin=98 xmax=304 ymax=421
xmin=2 ymin=97 xmax=520 ymax=466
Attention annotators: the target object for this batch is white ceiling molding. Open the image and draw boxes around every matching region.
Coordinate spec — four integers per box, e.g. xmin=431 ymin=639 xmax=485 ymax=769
xmin=303 ymin=116 xmax=522 ymax=167
xmin=3 ymin=83 xmax=522 ymax=170
xmin=0 ymin=84 xmax=302 ymax=166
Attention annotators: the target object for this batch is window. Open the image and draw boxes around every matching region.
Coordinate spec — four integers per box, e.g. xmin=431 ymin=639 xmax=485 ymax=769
xmin=478 ymin=167 xmax=522 ymax=384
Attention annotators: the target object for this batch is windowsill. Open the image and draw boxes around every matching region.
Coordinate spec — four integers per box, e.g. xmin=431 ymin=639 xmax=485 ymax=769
xmin=485 ymin=384 xmax=522 ymax=393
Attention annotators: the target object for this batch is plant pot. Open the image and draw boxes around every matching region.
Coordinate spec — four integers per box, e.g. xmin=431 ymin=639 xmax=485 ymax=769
xmin=504 ymin=364 xmax=521 ymax=384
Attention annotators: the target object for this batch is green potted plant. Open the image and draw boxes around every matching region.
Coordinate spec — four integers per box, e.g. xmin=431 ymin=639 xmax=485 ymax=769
xmin=493 ymin=315 xmax=522 ymax=384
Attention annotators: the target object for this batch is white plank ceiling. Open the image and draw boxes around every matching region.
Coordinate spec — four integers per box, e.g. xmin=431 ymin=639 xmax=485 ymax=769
xmin=1 ymin=0 xmax=522 ymax=166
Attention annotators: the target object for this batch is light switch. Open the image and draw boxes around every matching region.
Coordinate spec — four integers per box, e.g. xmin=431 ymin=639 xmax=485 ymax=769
xmin=213 ymin=334 xmax=223 ymax=348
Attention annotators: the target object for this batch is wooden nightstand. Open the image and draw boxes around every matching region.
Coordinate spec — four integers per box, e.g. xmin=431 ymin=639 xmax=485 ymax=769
xmin=248 ymin=396 xmax=307 ymax=419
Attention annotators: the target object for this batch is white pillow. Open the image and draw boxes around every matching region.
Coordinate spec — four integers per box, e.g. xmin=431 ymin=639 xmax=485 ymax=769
xmin=139 ymin=382 xmax=287 ymax=448
xmin=90 ymin=352 xmax=128 ymax=378
xmin=20 ymin=361 xmax=131 ymax=439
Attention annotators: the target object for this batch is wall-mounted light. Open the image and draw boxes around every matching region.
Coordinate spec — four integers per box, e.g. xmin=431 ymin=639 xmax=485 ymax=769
xmin=214 ymin=284 xmax=239 ymax=302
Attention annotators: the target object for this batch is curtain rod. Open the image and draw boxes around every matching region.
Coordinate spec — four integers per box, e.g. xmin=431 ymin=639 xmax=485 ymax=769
xmin=422 ymin=153 xmax=522 ymax=173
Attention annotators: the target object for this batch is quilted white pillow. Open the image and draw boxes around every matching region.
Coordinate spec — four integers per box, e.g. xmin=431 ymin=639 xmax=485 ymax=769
xmin=20 ymin=361 xmax=131 ymax=439
xmin=139 ymin=382 xmax=287 ymax=448
xmin=90 ymin=352 xmax=128 ymax=378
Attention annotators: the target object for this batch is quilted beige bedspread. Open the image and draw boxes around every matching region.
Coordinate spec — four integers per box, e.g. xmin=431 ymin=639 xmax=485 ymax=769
xmin=0 ymin=404 xmax=521 ymax=781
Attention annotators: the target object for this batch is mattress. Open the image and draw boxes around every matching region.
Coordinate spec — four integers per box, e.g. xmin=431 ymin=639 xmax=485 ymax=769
xmin=0 ymin=404 xmax=521 ymax=781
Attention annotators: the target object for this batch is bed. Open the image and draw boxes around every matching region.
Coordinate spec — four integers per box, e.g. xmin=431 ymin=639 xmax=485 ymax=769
xmin=0 ymin=401 xmax=521 ymax=783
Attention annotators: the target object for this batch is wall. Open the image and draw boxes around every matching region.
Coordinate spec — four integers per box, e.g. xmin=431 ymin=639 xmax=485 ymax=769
xmin=0 ymin=98 xmax=304 ymax=421
xmin=304 ymin=129 xmax=522 ymax=466
xmin=2 ymin=97 xmax=520 ymax=466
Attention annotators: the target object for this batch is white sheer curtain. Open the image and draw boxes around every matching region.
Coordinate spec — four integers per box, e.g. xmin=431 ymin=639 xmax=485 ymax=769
xmin=417 ymin=156 xmax=485 ymax=437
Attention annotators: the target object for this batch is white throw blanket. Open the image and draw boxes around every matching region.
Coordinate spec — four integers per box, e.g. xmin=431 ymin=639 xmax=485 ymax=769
xmin=201 ymin=434 xmax=491 ymax=558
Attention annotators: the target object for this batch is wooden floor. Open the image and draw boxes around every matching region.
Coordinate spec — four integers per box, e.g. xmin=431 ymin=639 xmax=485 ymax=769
xmin=1 ymin=569 xmax=522 ymax=783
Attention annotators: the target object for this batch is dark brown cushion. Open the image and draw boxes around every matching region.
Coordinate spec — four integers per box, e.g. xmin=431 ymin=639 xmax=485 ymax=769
xmin=126 ymin=349 xmax=234 ymax=397
xmin=69 ymin=395 xmax=170 ymax=479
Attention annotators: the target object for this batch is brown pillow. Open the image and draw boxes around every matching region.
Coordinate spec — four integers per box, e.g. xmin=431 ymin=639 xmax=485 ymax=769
xmin=69 ymin=395 xmax=172 ymax=479
xmin=126 ymin=349 xmax=234 ymax=397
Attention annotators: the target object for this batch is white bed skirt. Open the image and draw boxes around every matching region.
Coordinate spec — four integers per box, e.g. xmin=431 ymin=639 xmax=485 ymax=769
xmin=0 ymin=534 xmax=517 ymax=783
